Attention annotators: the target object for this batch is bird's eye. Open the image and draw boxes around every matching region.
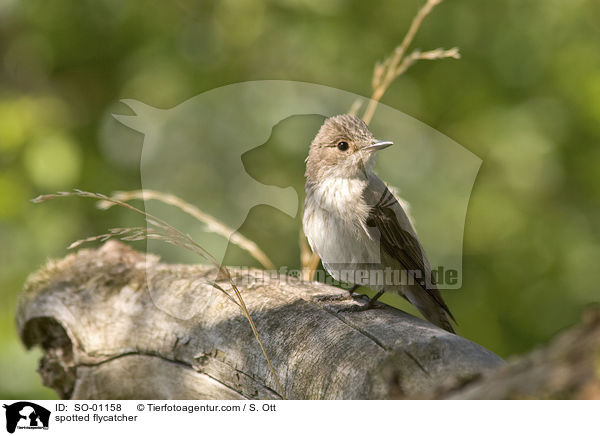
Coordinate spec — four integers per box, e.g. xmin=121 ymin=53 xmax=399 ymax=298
xmin=337 ymin=141 xmax=349 ymax=151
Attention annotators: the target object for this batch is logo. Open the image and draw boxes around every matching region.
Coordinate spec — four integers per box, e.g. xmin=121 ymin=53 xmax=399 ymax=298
xmin=107 ymin=81 xmax=479 ymax=322
xmin=3 ymin=402 xmax=50 ymax=434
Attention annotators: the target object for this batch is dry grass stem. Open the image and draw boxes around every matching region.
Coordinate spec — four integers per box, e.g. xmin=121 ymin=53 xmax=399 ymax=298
xmin=32 ymin=190 xmax=286 ymax=399
xmin=301 ymin=0 xmax=459 ymax=279
xmin=347 ymin=98 xmax=364 ymax=117
xmin=393 ymin=47 xmax=460 ymax=80
xmin=299 ymin=228 xmax=321 ymax=281
xmin=362 ymin=0 xmax=459 ymax=125
xmin=97 ymin=189 xmax=275 ymax=270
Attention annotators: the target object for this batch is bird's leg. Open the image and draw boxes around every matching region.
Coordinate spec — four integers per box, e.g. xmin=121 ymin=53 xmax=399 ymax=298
xmin=338 ymin=290 xmax=385 ymax=313
xmin=348 ymin=284 xmax=360 ymax=296
xmin=367 ymin=290 xmax=385 ymax=307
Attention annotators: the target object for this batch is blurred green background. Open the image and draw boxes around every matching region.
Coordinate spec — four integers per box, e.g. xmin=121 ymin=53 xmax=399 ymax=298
xmin=1 ymin=0 xmax=599 ymax=398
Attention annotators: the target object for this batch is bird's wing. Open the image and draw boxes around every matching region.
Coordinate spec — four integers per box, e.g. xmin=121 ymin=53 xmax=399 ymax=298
xmin=363 ymin=175 xmax=455 ymax=320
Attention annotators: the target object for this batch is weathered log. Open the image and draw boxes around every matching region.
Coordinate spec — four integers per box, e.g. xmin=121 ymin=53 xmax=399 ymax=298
xmin=17 ymin=241 xmax=502 ymax=399
xmin=436 ymin=307 xmax=600 ymax=400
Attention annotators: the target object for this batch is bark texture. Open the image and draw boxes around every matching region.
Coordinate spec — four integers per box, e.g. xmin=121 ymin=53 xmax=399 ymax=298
xmin=18 ymin=241 xmax=506 ymax=399
xmin=436 ymin=308 xmax=600 ymax=399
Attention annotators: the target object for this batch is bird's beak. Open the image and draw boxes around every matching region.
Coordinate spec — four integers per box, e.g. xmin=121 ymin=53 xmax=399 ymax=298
xmin=361 ymin=140 xmax=393 ymax=153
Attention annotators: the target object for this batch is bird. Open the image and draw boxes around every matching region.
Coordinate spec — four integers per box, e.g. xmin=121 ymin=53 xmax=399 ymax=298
xmin=302 ymin=114 xmax=455 ymax=333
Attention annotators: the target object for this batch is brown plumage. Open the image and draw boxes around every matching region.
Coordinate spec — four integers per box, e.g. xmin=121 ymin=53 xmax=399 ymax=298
xmin=303 ymin=114 xmax=455 ymax=333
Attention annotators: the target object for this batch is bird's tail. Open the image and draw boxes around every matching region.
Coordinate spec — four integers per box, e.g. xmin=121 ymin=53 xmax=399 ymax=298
xmin=404 ymin=288 xmax=456 ymax=333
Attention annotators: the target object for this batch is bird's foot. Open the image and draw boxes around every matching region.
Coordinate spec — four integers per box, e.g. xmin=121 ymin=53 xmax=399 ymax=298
xmin=347 ymin=284 xmax=361 ymax=296
xmin=337 ymin=289 xmax=385 ymax=313
xmin=337 ymin=297 xmax=380 ymax=313
xmin=314 ymin=293 xmax=350 ymax=302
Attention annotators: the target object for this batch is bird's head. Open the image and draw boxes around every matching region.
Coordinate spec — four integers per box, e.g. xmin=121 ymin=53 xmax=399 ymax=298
xmin=305 ymin=114 xmax=392 ymax=183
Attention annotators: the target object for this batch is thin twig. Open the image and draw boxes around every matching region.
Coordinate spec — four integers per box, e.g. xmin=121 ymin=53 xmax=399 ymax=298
xmin=347 ymin=99 xmax=364 ymax=117
xmin=394 ymin=47 xmax=460 ymax=80
xmin=97 ymin=189 xmax=275 ymax=270
xmin=299 ymin=228 xmax=320 ymax=281
xmin=362 ymin=0 xmax=458 ymax=125
xmin=32 ymin=190 xmax=286 ymax=399
xmin=301 ymin=0 xmax=459 ymax=280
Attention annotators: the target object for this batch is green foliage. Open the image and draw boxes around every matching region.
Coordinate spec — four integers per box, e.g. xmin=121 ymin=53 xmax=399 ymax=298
xmin=1 ymin=0 xmax=599 ymax=398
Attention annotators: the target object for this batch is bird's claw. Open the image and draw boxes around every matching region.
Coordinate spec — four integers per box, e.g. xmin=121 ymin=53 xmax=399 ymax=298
xmin=337 ymin=299 xmax=380 ymax=313
xmin=347 ymin=284 xmax=361 ymax=296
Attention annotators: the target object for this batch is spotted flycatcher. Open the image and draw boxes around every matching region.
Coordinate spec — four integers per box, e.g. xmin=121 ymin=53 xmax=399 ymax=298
xmin=303 ymin=114 xmax=455 ymax=333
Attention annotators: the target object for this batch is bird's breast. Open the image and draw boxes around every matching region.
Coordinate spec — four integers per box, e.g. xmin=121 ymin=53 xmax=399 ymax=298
xmin=306 ymin=176 xmax=369 ymax=217
xmin=303 ymin=177 xmax=381 ymax=277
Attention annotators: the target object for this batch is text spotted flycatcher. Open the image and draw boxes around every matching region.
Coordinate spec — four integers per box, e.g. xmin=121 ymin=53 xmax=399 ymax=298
xmin=303 ymin=114 xmax=455 ymax=333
